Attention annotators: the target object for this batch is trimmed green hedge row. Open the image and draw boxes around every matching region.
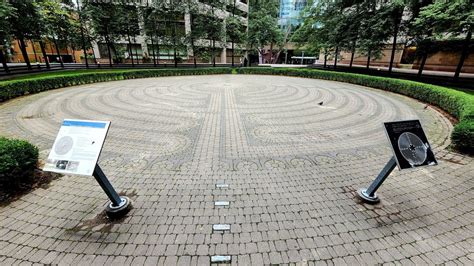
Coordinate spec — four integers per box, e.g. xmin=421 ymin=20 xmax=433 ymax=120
xmin=0 ymin=137 xmax=39 ymax=191
xmin=0 ymin=68 xmax=232 ymax=102
xmin=238 ymin=67 xmax=474 ymax=153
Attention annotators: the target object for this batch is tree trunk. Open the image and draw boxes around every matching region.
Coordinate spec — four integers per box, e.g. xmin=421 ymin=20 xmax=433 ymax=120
xmin=366 ymin=50 xmax=371 ymax=69
xmin=154 ymin=29 xmax=160 ymax=66
xmin=269 ymin=43 xmax=273 ymax=64
xmin=231 ymin=41 xmax=234 ymax=67
xmin=0 ymin=49 xmax=9 ymax=73
xmin=388 ymin=24 xmax=400 ymax=75
xmin=53 ymin=37 xmax=64 ymax=68
xmin=105 ymin=36 xmax=113 ymax=67
xmin=323 ymin=49 xmax=327 ymax=68
xmin=172 ymin=41 xmax=177 ymax=68
xmin=133 ymin=36 xmax=139 ymax=65
xmin=191 ymin=38 xmax=197 ymax=68
xmin=151 ymin=36 xmax=157 ymax=67
xmin=349 ymin=43 xmax=356 ymax=68
xmin=334 ymin=46 xmax=339 ymax=68
xmin=18 ymin=38 xmax=32 ymax=70
xmin=86 ymin=34 xmax=97 ymax=65
xmin=71 ymin=46 xmax=77 ymax=63
xmin=127 ymin=32 xmax=135 ymax=66
xmin=212 ymin=39 xmax=216 ymax=67
xmin=112 ymin=44 xmax=119 ymax=64
xmin=39 ymin=40 xmax=50 ymax=69
xmin=77 ymin=0 xmax=88 ymax=68
xmin=417 ymin=51 xmax=428 ymax=77
xmin=454 ymin=29 xmax=471 ymax=81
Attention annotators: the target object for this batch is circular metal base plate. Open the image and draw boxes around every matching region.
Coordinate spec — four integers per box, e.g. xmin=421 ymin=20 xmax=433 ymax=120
xmin=105 ymin=196 xmax=132 ymax=219
xmin=357 ymin=188 xmax=380 ymax=204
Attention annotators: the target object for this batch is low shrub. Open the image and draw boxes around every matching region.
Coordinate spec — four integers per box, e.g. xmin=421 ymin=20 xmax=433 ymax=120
xmin=238 ymin=67 xmax=474 ymax=153
xmin=0 ymin=137 xmax=39 ymax=190
xmin=0 ymin=68 xmax=232 ymax=102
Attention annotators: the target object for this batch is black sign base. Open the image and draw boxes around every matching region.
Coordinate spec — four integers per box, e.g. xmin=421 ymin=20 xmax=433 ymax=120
xmin=105 ymin=196 xmax=131 ymax=219
xmin=357 ymin=188 xmax=380 ymax=203
xmin=93 ymin=164 xmax=132 ymax=219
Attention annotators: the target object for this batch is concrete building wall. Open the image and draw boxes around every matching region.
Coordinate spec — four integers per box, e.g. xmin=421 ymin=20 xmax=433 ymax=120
xmin=337 ymin=44 xmax=405 ymax=68
xmin=412 ymin=50 xmax=474 ymax=73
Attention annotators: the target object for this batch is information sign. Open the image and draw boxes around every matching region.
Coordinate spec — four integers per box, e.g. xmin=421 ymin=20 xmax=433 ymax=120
xmin=44 ymin=119 xmax=110 ymax=176
xmin=384 ymin=120 xmax=437 ymax=170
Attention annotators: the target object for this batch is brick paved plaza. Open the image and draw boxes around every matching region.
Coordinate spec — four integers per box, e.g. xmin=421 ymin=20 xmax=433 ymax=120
xmin=0 ymin=75 xmax=472 ymax=265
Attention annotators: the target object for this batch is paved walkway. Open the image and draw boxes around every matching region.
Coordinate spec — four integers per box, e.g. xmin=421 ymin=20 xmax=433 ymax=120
xmin=0 ymin=75 xmax=472 ymax=265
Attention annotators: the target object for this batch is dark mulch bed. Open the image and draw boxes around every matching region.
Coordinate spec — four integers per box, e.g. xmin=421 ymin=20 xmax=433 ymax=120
xmin=0 ymin=168 xmax=61 ymax=206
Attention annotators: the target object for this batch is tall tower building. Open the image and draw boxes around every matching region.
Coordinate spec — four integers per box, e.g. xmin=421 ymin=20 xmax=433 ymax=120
xmin=278 ymin=0 xmax=308 ymax=27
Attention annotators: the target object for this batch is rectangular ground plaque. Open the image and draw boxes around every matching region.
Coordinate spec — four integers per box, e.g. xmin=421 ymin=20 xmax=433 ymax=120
xmin=213 ymin=224 xmax=231 ymax=231
xmin=211 ymin=255 xmax=231 ymax=263
xmin=384 ymin=120 xmax=437 ymax=170
xmin=43 ymin=119 xmax=110 ymax=176
xmin=214 ymin=201 xmax=230 ymax=207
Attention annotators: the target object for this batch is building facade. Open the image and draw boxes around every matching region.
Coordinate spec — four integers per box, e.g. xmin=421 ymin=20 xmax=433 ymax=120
xmin=91 ymin=0 xmax=249 ymax=64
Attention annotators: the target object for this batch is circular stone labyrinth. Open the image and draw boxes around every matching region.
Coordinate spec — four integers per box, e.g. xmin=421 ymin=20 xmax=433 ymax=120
xmin=0 ymin=75 xmax=472 ymax=265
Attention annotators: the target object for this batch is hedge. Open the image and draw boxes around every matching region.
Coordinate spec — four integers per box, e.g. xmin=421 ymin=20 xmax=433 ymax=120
xmin=0 ymin=137 xmax=39 ymax=190
xmin=238 ymin=67 xmax=474 ymax=153
xmin=0 ymin=68 xmax=232 ymax=102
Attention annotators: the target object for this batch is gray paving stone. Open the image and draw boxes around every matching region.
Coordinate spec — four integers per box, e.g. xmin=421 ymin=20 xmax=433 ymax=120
xmin=0 ymin=75 xmax=471 ymax=264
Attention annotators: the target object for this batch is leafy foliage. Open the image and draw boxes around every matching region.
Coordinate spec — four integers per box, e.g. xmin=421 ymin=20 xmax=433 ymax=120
xmin=0 ymin=1 xmax=16 ymax=47
xmin=247 ymin=0 xmax=283 ymax=62
xmin=0 ymin=137 xmax=39 ymax=190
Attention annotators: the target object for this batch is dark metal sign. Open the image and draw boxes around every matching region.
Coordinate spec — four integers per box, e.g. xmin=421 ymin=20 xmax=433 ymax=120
xmin=358 ymin=119 xmax=437 ymax=203
xmin=384 ymin=120 xmax=437 ymax=170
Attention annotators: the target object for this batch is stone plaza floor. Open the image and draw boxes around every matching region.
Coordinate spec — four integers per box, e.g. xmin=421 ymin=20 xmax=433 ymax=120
xmin=0 ymin=75 xmax=472 ymax=265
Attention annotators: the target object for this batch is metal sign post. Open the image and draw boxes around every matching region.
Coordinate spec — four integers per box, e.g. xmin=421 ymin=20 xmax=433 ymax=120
xmin=93 ymin=164 xmax=131 ymax=218
xmin=358 ymin=120 xmax=437 ymax=204
xmin=357 ymin=157 xmax=397 ymax=203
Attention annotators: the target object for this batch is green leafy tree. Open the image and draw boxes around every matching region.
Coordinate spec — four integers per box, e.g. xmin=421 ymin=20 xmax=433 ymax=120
xmin=185 ymin=0 xmax=203 ymax=67
xmin=375 ymin=0 xmax=405 ymax=74
xmin=39 ymin=0 xmax=77 ymax=67
xmin=247 ymin=0 xmax=283 ymax=64
xmin=292 ymin=0 xmax=350 ymax=67
xmin=291 ymin=2 xmax=330 ymax=66
xmin=0 ymin=1 xmax=16 ymax=72
xmin=198 ymin=0 xmax=225 ymax=67
xmin=226 ymin=0 xmax=245 ymax=66
xmin=413 ymin=0 xmax=473 ymax=80
xmin=142 ymin=4 xmax=165 ymax=67
xmin=85 ymin=2 xmax=125 ymax=66
xmin=8 ymin=0 xmax=43 ymax=70
xmin=73 ymin=0 xmax=96 ymax=67
xmin=357 ymin=0 xmax=393 ymax=69
xmin=117 ymin=4 xmax=141 ymax=66
xmin=404 ymin=0 xmax=433 ymax=76
xmin=164 ymin=4 xmax=187 ymax=67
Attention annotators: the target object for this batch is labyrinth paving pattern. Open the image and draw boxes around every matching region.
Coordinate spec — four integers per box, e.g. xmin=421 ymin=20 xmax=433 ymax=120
xmin=0 ymin=75 xmax=472 ymax=265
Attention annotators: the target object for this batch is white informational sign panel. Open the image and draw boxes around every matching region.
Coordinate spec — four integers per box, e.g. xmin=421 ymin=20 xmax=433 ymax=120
xmin=43 ymin=119 xmax=110 ymax=176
